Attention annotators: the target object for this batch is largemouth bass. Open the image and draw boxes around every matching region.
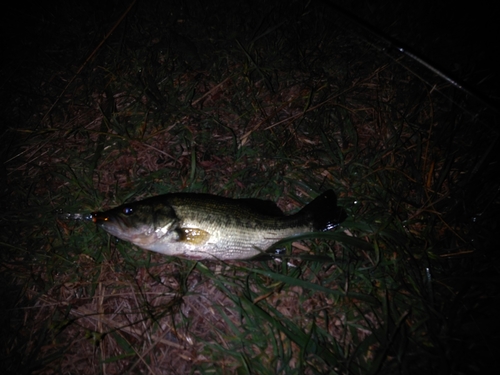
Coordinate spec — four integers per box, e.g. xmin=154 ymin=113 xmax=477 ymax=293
xmin=90 ymin=190 xmax=346 ymax=260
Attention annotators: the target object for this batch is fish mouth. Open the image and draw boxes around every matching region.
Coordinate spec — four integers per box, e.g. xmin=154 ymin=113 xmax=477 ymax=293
xmin=91 ymin=212 xmax=111 ymax=225
xmin=91 ymin=211 xmax=158 ymax=247
xmin=91 ymin=211 xmax=148 ymax=242
xmin=90 ymin=212 xmax=128 ymax=237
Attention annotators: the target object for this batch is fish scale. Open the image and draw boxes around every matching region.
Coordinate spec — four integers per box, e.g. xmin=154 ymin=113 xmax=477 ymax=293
xmin=91 ymin=190 xmax=346 ymax=260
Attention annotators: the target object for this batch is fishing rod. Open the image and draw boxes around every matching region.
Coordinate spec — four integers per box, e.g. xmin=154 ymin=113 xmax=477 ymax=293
xmin=318 ymin=1 xmax=498 ymax=114
xmin=316 ymin=1 xmax=499 ymax=228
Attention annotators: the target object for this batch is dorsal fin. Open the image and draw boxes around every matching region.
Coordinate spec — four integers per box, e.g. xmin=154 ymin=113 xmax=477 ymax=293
xmin=236 ymin=199 xmax=285 ymax=217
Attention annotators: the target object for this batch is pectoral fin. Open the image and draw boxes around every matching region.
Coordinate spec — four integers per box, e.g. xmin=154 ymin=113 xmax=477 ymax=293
xmin=177 ymin=228 xmax=211 ymax=245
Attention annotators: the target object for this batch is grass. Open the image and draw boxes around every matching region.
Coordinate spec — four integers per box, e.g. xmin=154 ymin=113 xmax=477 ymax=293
xmin=1 ymin=0 xmax=498 ymax=374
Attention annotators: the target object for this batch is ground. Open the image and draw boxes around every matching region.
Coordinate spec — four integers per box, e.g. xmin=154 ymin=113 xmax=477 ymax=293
xmin=1 ymin=1 xmax=498 ymax=374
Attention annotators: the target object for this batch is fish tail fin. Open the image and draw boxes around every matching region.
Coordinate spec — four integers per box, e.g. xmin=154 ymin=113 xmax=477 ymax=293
xmin=299 ymin=190 xmax=347 ymax=231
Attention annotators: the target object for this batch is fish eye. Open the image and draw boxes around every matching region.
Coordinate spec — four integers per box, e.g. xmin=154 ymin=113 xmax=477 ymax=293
xmin=122 ymin=207 xmax=134 ymax=215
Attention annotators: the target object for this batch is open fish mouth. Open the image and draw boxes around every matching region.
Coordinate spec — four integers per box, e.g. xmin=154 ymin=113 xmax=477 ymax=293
xmin=90 ymin=212 xmax=111 ymax=224
xmin=91 ymin=212 xmax=131 ymax=238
